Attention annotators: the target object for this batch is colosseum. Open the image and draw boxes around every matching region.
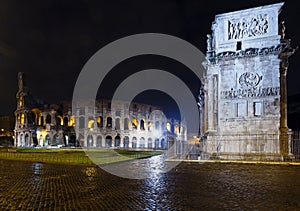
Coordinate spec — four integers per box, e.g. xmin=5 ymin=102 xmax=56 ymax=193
xmin=14 ymin=72 xmax=187 ymax=151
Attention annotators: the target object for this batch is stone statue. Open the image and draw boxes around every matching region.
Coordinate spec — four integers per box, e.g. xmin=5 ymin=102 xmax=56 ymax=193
xmin=280 ymin=21 xmax=285 ymax=39
xmin=207 ymin=34 xmax=212 ymax=52
xmin=197 ymin=84 xmax=205 ymax=112
xmin=18 ymin=72 xmax=24 ymax=91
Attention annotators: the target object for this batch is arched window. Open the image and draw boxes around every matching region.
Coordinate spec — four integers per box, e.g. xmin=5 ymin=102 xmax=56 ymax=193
xmin=97 ymin=116 xmax=103 ymax=128
xmin=140 ymin=119 xmax=145 ymax=130
xmin=148 ymin=121 xmax=152 ymax=131
xmin=124 ymin=118 xmax=130 ymax=130
xmin=148 ymin=138 xmax=153 ymax=149
xmin=45 ymin=134 xmax=50 ymax=146
xmin=40 ymin=116 xmax=44 ymax=126
xmin=115 ymin=118 xmax=121 ymax=130
xmin=106 ymin=117 xmax=112 ymax=128
xmin=25 ymin=134 xmax=29 ymax=147
xmin=132 ymin=137 xmax=137 ymax=148
xmin=132 ymin=118 xmax=138 ymax=130
xmin=105 ymin=136 xmax=112 ymax=148
xmin=87 ymin=135 xmax=93 ymax=148
xmin=155 ymin=138 xmax=159 ymax=149
xmin=161 ymin=138 xmax=166 ymax=149
xmin=69 ymin=116 xmax=75 ymax=127
xmin=123 ymin=136 xmax=129 ymax=149
xmin=56 ymin=116 xmax=63 ymax=126
xmin=63 ymin=117 xmax=68 ymax=126
xmin=78 ymin=134 xmax=84 ymax=147
xmin=180 ymin=126 xmax=185 ymax=134
xmin=21 ymin=113 xmax=25 ymax=124
xmin=88 ymin=117 xmax=94 ymax=129
xmin=20 ymin=134 xmax=23 ymax=146
xmin=115 ymin=135 xmax=121 ymax=147
xmin=46 ymin=114 xmax=51 ymax=124
xmin=96 ymin=136 xmax=102 ymax=147
xmin=17 ymin=114 xmax=20 ymax=124
xmin=139 ymin=137 xmax=145 ymax=148
xmin=166 ymin=122 xmax=171 ymax=132
xmin=175 ymin=125 xmax=179 ymax=134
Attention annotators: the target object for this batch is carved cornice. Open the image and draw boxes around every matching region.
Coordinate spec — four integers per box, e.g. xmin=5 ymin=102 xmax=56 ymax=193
xmin=207 ymin=42 xmax=293 ymax=64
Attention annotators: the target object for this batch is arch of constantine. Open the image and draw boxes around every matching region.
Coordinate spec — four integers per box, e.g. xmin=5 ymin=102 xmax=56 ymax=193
xmin=200 ymin=2 xmax=295 ymax=160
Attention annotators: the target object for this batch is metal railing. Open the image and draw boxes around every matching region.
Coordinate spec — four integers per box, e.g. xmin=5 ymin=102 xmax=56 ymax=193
xmin=186 ymin=131 xmax=300 ymax=162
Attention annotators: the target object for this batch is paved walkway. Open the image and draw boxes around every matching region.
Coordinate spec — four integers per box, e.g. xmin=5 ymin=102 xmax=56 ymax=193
xmin=1 ymin=159 xmax=300 ymax=210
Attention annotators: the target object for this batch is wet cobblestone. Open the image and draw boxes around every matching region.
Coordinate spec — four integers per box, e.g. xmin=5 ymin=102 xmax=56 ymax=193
xmin=0 ymin=159 xmax=300 ymax=210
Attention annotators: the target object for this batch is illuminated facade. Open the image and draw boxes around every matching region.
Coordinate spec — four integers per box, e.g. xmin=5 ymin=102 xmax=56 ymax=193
xmin=201 ymin=3 xmax=295 ymax=160
xmin=14 ymin=72 xmax=187 ymax=149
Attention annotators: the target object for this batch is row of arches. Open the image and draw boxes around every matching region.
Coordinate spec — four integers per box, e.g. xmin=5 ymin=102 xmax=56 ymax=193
xmin=79 ymin=116 xmax=185 ymax=134
xmin=16 ymin=110 xmax=75 ymax=128
xmin=84 ymin=135 xmax=167 ymax=149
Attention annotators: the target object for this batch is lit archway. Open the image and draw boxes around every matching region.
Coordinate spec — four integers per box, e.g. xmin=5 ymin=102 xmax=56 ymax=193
xmin=148 ymin=138 xmax=153 ymax=149
xmin=123 ymin=136 xmax=129 ymax=149
xmin=106 ymin=117 xmax=112 ymax=128
xmin=97 ymin=116 xmax=103 ymax=128
xmin=139 ymin=137 xmax=145 ymax=148
xmin=132 ymin=137 xmax=137 ymax=148
xmin=115 ymin=135 xmax=121 ymax=147
xmin=140 ymin=119 xmax=145 ymax=130
xmin=96 ymin=136 xmax=102 ymax=147
xmin=87 ymin=135 xmax=93 ymax=147
xmin=105 ymin=136 xmax=112 ymax=148
xmin=132 ymin=118 xmax=138 ymax=130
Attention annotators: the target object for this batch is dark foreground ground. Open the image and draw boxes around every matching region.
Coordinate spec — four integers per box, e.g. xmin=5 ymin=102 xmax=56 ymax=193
xmin=0 ymin=158 xmax=300 ymax=210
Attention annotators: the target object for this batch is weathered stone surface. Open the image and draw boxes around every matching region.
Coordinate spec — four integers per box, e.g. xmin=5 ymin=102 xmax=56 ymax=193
xmin=201 ymin=3 xmax=295 ymax=160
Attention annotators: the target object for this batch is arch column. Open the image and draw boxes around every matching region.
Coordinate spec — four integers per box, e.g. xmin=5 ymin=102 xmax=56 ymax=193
xmin=279 ymin=57 xmax=291 ymax=158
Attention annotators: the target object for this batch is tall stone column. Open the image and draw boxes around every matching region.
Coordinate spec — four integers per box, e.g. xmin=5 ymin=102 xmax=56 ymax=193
xmin=203 ymin=77 xmax=208 ymax=133
xmin=207 ymin=74 xmax=214 ymax=132
xmin=279 ymin=46 xmax=294 ymax=159
xmin=279 ymin=58 xmax=288 ymax=132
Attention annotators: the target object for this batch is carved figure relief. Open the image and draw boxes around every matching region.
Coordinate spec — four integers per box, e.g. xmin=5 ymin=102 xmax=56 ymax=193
xmin=239 ymin=72 xmax=262 ymax=88
xmin=228 ymin=14 xmax=268 ymax=40
xmin=264 ymin=100 xmax=279 ymax=115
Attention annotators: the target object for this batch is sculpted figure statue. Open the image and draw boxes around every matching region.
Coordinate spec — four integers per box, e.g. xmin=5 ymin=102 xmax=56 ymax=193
xmin=207 ymin=34 xmax=212 ymax=51
xmin=279 ymin=21 xmax=285 ymax=39
xmin=18 ymin=72 xmax=24 ymax=91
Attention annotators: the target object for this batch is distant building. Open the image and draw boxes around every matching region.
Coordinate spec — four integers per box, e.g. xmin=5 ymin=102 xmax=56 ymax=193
xmin=0 ymin=115 xmax=14 ymax=137
xmin=14 ymin=72 xmax=187 ymax=152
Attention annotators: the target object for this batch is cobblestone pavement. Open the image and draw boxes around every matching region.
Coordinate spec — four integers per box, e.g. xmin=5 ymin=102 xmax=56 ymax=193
xmin=1 ymin=159 xmax=300 ymax=210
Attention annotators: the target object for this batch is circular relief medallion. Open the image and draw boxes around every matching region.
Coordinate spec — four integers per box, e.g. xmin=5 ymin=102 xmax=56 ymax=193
xmin=239 ymin=72 xmax=261 ymax=88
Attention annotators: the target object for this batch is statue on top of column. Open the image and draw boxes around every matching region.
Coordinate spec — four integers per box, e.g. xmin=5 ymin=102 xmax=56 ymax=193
xmin=207 ymin=34 xmax=212 ymax=52
xmin=18 ymin=72 xmax=24 ymax=91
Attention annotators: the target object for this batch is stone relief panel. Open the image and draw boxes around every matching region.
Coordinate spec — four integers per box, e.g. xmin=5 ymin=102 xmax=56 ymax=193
xmin=264 ymin=100 xmax=279 ymax=115
xmin=238 ymin=72 xmax=262 ymax=88
xmin=228 ymin=14 xmax=268 ymax=40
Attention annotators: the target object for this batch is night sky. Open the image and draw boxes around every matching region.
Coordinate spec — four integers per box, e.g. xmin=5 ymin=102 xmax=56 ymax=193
xmin=0 ymin=0 xmax=299 ymax=118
